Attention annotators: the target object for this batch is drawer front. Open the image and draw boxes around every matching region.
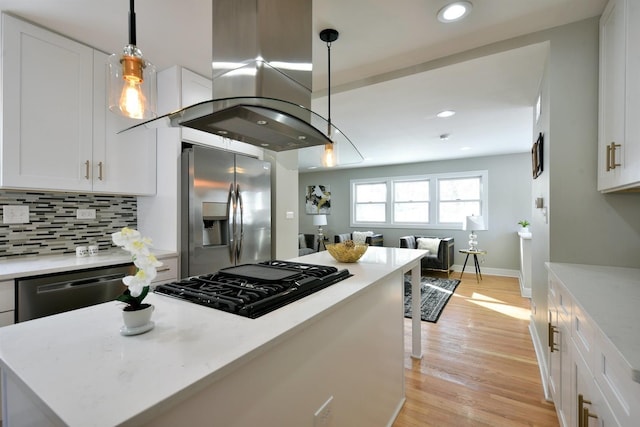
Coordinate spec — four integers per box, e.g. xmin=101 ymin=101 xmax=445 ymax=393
xmin=0 ymin=281 xmax=15 ymax=312
xmin=572 ymin=301 xmax=595 ymax=369
xmin=549 ymin=276 xmax=572 ymax=321
xmin=153 ymin=257 xmax=178 ymax=284
xmin=0 ymin=310 xmax=15 ymax=327
xmin=593 ymin=329 xmax=640 ymax=425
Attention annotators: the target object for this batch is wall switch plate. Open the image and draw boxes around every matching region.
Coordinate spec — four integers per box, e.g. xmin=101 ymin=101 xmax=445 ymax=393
xmin=286 ymin=211 xmax=294 ymax=219
xmin=76 ymin=209 xmax=96 ymax=219
xmin=2 ymin=205 xmax=29 ymax=224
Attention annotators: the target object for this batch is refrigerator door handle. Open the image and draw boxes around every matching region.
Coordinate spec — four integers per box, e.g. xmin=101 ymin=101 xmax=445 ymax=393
xmin=227 ymin=183 xmax=236 ymax=263
xmin=236 ymin=184 xmax=244 ymax=261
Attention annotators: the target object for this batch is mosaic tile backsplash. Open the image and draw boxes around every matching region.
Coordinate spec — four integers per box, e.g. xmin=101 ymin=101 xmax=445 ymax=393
xmin=0 ymin=191 xmax=137 ymax=259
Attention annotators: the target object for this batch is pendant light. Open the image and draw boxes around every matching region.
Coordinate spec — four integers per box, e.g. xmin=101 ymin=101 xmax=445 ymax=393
xmin=320 ymin=28 xmax=339 ymax=167
xmin=108 ymin=0 xmax=157 ymax=120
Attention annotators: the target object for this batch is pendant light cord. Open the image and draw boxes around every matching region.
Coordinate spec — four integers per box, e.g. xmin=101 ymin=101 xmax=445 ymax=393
xmin=326 ymin=40 xmax=332 ymax=130
xmin=129 ymin=0 xmax=136 ymax=45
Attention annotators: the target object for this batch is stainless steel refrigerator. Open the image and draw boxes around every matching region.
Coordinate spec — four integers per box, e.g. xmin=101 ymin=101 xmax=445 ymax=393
xmin=181 ymin=145 xmax=272 ymax=277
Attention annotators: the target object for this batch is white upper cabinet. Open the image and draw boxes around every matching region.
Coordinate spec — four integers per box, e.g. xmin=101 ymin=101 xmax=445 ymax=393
xmin=92 ymin=51 xmax=156 ymax=195
xmin=1 ymin=13 xmax=93 ymax=192
xmin=598 ymin=0 xmax=640 ymax=192
xmin=0 ymin=14 xmax=156 ymax=195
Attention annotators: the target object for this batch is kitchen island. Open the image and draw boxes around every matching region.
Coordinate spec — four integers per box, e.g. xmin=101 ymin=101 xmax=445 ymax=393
xmin=0 ymin=247 xmax=426 ymax=426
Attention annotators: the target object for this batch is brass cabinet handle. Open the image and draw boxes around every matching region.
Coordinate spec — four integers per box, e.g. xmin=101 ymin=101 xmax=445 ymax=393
xmin=609 ymin=142 xmax=621 ymax=170
xmin=84 ymin=160 xmax=90 ymax=180
xmin=578 ymin=394 xmax=592 ymax=427
xmin=582 ymin=406 xmax=597 ymax=427
xmin=98 ymin=161 xmax=104 ymax=181
xmin=156 ymin=266 xmax=171 ymax=272
xmin=548 ymin=322 xmax=559 ymax=352
xmin=606 ymin=144 xmax=612 ymax=171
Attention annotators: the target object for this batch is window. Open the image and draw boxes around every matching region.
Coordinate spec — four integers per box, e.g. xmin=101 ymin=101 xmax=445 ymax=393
xmin=354 ymin=181 xmax=387 ymax=222
xmin=438 ymin=177 xmax=481 ymax=223
xmin=393 ymin=180 xmax=429 ymax=223
xmin=350 ymin=171 xmax=487 ymax=229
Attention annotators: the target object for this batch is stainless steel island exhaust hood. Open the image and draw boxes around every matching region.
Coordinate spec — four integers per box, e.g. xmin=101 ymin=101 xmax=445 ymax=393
xmin=125 ymin=0 xmax=361 ymax=161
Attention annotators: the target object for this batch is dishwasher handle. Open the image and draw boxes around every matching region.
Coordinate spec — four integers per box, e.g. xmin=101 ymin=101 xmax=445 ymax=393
xmin=36 ymin=273 xmax=127 ymax=294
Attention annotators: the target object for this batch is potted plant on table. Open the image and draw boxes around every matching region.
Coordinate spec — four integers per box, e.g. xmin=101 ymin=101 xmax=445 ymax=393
xmin=111 ymin=227 xmax=163 ymax=334
xmin=517 ymin=220 xmax=530 ymax=233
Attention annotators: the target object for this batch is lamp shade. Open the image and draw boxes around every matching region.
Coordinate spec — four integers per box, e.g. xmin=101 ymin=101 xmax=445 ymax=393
xmin=313 ymin=214 xmax=327 ymax=226
xmin=463 ymin=215 xmax=485 ymax=231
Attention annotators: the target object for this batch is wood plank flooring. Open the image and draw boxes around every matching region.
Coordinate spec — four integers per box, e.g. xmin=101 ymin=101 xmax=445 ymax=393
xmin=393 ymin=272 xmax=559 ymax=427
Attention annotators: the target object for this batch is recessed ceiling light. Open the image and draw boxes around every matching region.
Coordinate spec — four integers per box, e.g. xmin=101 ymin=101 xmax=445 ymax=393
xmin=440 ymin=133 xmax=451 ymax=141
xmin=437 ymin=1 xmax=473 ymax=23
xmin=436 ymin=110 xmax=456 ymax=118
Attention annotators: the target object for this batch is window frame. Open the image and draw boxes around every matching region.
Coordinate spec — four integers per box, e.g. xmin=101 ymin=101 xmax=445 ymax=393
xmin=350 ymin=170 xmax=488 ymax=230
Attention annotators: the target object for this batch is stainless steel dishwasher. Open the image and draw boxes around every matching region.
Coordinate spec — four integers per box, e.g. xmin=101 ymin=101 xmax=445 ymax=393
xmin=16 ymin=263 xmax=135 ymax=322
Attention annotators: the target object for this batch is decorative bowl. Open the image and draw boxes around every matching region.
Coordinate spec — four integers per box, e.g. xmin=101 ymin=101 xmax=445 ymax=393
xmin=326 ymin=242 xmax=368 ymax=263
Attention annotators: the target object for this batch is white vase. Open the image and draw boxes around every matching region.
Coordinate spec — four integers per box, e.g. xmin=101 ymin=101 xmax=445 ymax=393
xmin=121 ymin=304 xmax=154 ymax=332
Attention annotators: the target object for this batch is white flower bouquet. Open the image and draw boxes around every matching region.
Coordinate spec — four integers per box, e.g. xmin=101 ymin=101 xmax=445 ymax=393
xmin=111 ymin=227 xmax=163 ymax=311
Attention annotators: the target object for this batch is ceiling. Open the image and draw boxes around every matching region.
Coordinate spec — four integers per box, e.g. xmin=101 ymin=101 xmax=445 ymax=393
xmin=0 ymin=0 xmax=607 ymax=170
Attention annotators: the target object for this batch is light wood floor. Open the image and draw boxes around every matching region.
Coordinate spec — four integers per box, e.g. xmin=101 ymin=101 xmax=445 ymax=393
xmin=393 ymin=272 xmax=559 ymax=427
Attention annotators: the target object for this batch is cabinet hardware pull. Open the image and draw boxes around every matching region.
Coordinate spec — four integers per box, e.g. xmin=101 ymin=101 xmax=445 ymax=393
xmin=157 ymin=266 xmax=170 ymax=272
xmin=578 ymin=394 xmax=592 ymax=427
xmin=548 ymin=323 xmax=559 ymax=352
xmin=582 ymin=407 xmax=597 ymax=427
xmin=606 ymin=144 xmax=612 ymax=171
xmin=98 ymin=161 xmax=104 ymax=181
xmin=84 ymin=160 xmax=90 ymax=180
xmin=609 ymin=142 xmax=621 ymax=170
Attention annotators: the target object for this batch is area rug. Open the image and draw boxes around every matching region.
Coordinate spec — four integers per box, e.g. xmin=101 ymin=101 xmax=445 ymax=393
xmin=404 ymin=275 xmax=461 ymax=323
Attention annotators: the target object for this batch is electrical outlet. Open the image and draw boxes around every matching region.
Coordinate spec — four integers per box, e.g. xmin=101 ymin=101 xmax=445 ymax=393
xmin=314 ymin=396 xmax=334 ymax=427
xmin=2 ymin=205 xmax=29 ymax=224
xmin=76 ymin=209 xmax=96 ymax=219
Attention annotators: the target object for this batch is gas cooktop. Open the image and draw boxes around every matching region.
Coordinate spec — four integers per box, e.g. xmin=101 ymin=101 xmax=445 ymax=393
xmin=154 ymin=260 xmax=352 ymax=318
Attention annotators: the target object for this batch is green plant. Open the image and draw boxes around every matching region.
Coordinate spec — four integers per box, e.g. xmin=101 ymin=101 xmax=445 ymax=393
xmin=518 ymin=220 xmax=530 ymax=228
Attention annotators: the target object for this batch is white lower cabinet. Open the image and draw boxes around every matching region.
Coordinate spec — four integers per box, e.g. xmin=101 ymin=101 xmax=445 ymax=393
xmin=0 ymin=279 xmax=15 ymax=423
xmin=547 ymin=269 xmax=639 ymax=427
xmin=548 ymin=276 xmax=573 ymax=427
xmin=574 ymin=345 xmax=621 ymax=427
xmin=151 ymin=256 xmax=178 ymax=286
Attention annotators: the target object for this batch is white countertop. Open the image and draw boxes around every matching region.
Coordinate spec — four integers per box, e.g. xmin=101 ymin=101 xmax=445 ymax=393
xmin=0 ymin=249 xmax=178 ymax=281
xmin=546 ymin=262 xmax=640 ymax=382
xmin=0 ymin=247 xmax=424 ymax=426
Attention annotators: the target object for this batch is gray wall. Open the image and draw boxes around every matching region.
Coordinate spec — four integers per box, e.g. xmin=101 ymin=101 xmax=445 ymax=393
xmin=299 ymin=153 xmax=532 ymax=272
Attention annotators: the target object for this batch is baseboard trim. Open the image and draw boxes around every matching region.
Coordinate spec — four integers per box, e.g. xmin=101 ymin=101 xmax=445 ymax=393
xmin=518 ymin=272 xmax=532 ymax=298
xmin=451 ymin=264 xmax=519 ymax=278
xmin=529 ymin=319 xmax=552 ymax=401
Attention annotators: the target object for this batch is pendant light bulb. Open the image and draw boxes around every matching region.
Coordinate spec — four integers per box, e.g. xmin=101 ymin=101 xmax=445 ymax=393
xmin=322 ymin=143 xmax=335 ymax=167
xmin=118 ymin=52 xmax=147 ymax=119
xmin=108 ymin=0 xmax=156 ymax=120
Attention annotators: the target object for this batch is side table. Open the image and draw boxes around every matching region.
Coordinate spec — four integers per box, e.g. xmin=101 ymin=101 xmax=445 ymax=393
xmin=459 ymin=249 xmax=487 ymax=283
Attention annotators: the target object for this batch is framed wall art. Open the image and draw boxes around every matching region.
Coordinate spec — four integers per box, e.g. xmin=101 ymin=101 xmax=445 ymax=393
xmin=305 ymin=185 xmax=331 ymax=214
xmin=532 ymin=132 xmax=543 ymax=179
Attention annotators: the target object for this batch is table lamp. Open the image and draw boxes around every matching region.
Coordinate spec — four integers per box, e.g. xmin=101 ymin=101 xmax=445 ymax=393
xmin=313 ymin=214 xmax=328 ymax=249
xmin=463 ymin=215 xmax=485 ymax=251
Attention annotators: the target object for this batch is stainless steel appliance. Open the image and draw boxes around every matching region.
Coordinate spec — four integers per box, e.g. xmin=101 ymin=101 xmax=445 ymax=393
xmin=182 ymin=145 xmax=271 ymax=277
xmin=124 ymin=0 xmax=361 ymax=169
xmin=155 ymin=260 xmax=351 ymax=318
xmin=16 ymin=263 xmax=135 ymax=322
